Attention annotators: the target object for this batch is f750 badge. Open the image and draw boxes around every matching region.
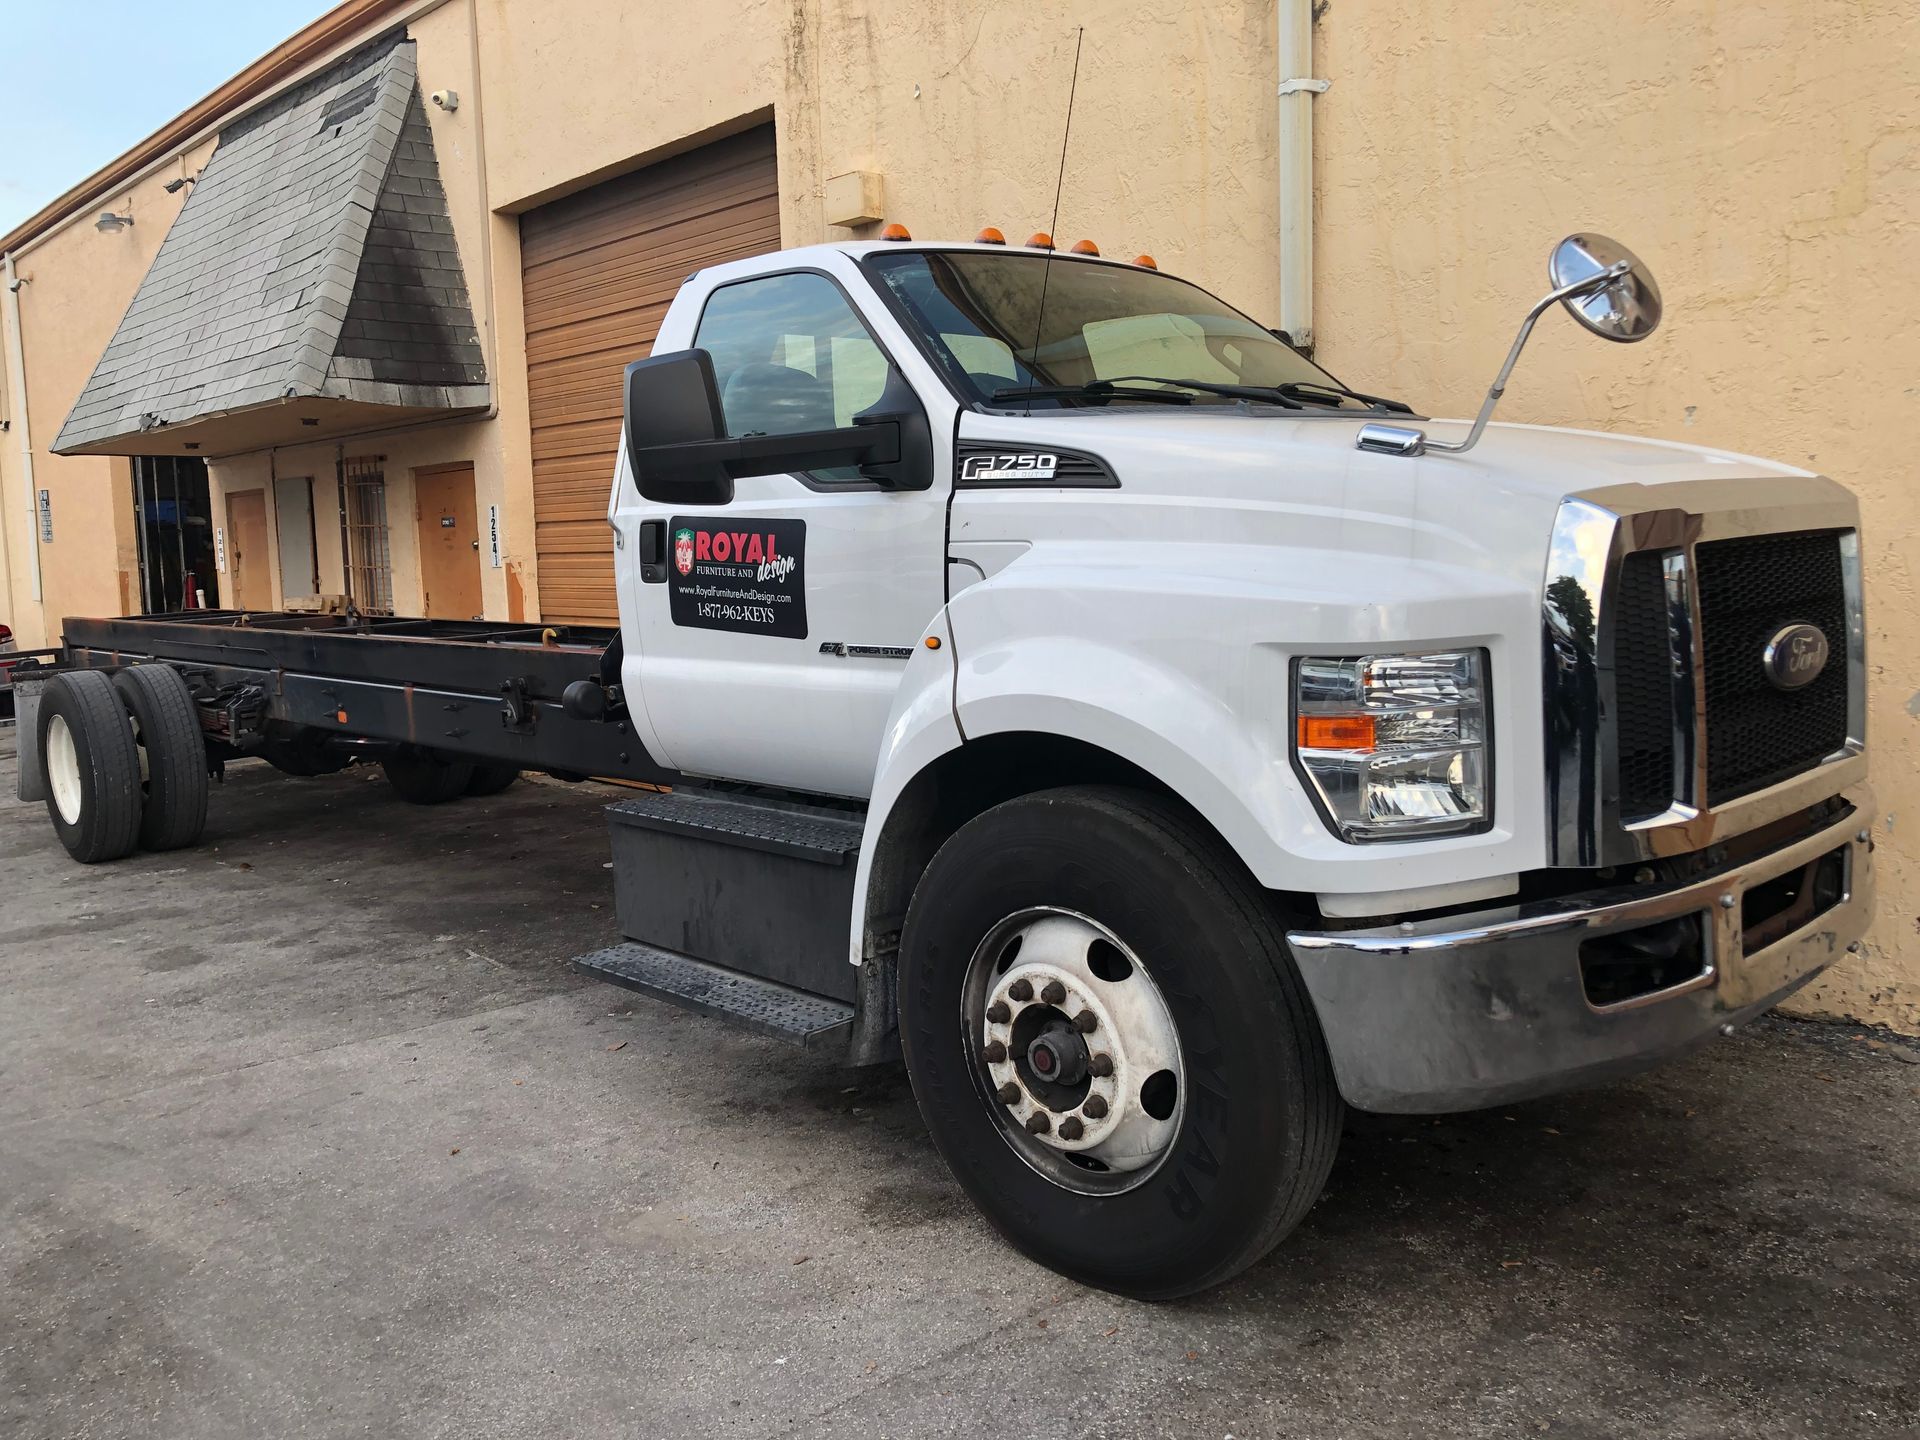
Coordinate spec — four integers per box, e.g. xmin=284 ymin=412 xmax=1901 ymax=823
xmin=960 ymin=452 xmax=1059 ymax=483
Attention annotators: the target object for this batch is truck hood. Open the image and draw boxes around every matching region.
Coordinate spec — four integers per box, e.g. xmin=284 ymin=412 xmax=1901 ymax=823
xmin=954 ymin=409 xmax=1815 ymax=591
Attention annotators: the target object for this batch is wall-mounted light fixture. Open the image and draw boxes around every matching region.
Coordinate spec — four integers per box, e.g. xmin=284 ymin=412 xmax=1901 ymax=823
xmin=95 ymin=209 xmax=134 ymax=233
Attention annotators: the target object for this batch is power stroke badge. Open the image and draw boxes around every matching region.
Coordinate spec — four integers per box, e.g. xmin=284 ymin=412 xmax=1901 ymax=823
xmin=667 ymin=517 xmax=807 ymax=639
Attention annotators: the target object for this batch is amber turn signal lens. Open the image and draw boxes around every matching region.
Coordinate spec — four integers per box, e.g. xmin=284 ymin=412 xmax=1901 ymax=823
xmin=1133 ymin=254 xmax=1158 ymax=270
xmin=1069 ymin=239 xmax=1100 ymax=256
xmin=975 ymin=226 xmax=1006 ymax=245
xmin=1025 ymin=232 xmax=1055 ymax=250
xmin=1296 ymin=713 xmax=1377 ymax=751
xmin=879 ymin=223 xmax=912 ymax=241
xmin=925 ymin=636 xmax=942 ymax=650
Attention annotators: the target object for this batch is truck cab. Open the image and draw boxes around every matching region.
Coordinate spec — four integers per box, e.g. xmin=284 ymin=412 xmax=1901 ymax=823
xmin=612 ymin=233 xmax=1872 ymax=1293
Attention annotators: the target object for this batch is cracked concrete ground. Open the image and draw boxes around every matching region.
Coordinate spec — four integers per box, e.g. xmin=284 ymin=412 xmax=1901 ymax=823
xmin=2 ymin=723 xmax=1917 ymax=1439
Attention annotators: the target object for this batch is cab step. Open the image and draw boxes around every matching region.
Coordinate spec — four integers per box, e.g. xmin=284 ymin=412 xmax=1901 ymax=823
xmin=605 ymin=788 xmax=865 ymax=1003
xmin=574 ymin=941 xmax=855 ymax=1050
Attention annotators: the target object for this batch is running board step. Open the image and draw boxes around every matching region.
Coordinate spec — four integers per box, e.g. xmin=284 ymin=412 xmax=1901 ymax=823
xmin=573 ymin=941 xmax=855 ymax=1050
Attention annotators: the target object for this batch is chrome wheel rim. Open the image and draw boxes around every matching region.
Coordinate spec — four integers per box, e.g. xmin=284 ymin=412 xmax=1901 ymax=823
xmin=46 ymin=713 xmax=84 ymax=826
xmin=962 ymin=907 xmax=1186 ymax=1196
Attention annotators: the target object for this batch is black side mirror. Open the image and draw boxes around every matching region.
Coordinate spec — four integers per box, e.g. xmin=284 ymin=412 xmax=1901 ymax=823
xmin=624 ymin=348 xmax=934 ymax=503
xmin=623 ymin=350 xmax=734 ymax=506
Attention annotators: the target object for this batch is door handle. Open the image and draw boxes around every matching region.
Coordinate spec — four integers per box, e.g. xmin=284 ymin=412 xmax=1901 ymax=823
xmin=638 ymin=520 xmax=667 ymax=583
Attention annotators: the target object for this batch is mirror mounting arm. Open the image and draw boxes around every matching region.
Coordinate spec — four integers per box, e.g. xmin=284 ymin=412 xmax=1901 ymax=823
xmin=1421 ymin=260 xmax=1630 ymax=457
xmin=1356 ymin=257 xmax=1637 ymax=460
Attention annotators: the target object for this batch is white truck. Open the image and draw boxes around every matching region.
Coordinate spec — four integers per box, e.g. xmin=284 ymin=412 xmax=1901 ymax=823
xmin=19 ymin=230 xmax=1873 ymax=1297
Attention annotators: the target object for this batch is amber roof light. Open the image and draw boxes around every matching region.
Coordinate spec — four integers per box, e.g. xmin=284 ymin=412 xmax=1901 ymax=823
xmin=1133 ymin=254 xmax=1159 ymax=270
xmin=1025 ymin=232 xmax=1055 ymax=250
xmin=1069 ymin=239 xmax=1100 ymax=256
xmin=975 ymin=226 xmax=1006 ymax=244
xmin=879 ymin=223 xmax=912 ymax=241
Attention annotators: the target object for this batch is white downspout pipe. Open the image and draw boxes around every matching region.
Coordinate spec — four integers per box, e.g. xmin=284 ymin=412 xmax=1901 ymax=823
xmin=2 ymin=252 xmax=43 ymax=607
xmin=1276 ymin=0 xmax=1325 ymax=352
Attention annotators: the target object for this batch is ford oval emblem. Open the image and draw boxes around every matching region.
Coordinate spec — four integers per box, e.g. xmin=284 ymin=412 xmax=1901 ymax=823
xmin=1762 ymin=623 xmax=1830 ymax=690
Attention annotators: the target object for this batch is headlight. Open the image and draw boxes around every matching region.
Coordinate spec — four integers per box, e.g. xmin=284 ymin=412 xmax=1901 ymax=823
xmin=1292 ymin=650 xmax=1491 ymax=842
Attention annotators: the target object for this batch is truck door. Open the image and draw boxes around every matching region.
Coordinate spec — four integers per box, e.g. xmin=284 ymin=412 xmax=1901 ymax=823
xmin=613 ymin=264 xmax=952 ymax=798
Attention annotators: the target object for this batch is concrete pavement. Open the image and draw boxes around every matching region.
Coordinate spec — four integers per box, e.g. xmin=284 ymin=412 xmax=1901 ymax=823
xmin=3 ymin=725 xmax=1917 ymax=1439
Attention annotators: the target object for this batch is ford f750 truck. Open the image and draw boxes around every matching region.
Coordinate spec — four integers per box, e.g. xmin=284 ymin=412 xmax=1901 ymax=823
xmin=17 ymin=230 xmax=1873 ymax=1297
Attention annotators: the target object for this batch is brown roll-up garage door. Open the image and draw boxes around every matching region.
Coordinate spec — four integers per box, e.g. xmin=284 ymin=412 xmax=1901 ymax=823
xmin=521 ymin=126 xmax=779 ymax=624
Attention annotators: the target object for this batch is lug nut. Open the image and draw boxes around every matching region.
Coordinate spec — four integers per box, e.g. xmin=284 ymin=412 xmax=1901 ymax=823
xmin=1073 ymin=1010 xmax=1098 ymax=1034
xmin=1082 ymin=1094 xmax=1110 ymax=1120
xmin=983 ymin=1040 xmax=1007 ymax=1063
xmin=1008 ymin=978 xmax=1033 ymax=1002
xmin=997 ymin=1082 xmax=1022 ymax=1105
xmin=1058 ymin=1117 xmax=1084 ymax=1141
xmin=1026 ymin=1111 xmax=1052 ymax=1135
xmin=1088 ymin=1052 xmax=1114 ymax=1077
xmin=986 ymin=1000 xmax=1011 ymax=1024
xmin=1041 ymin=979 xmax=1067 ymax=1005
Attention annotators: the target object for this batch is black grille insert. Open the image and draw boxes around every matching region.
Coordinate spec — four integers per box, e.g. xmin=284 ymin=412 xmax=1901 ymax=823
xmin=1612 ymin=551 xmax=1676 ymax=820
xmin=1695 ymin=530 xmax=1849 ymax=804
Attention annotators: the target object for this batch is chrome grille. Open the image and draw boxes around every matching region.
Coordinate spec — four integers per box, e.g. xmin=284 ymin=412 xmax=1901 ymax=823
xmin=1543 ymin=478 xmax=1865 ymax=868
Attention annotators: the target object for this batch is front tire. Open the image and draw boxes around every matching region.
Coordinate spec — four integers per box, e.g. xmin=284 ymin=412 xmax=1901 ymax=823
xmin=898 ymin=785 xmax=1342 ymax=1299
xmin=37 ymin=670 xmax=145 ymax=863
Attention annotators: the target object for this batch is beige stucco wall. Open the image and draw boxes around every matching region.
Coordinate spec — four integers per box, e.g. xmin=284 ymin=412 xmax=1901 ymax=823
xmin=2 ymin=0 xmax=1914 ymax=1025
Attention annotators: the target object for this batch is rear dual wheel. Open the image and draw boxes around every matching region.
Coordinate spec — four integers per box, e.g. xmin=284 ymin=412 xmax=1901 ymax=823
xmin=38 ymin=666 xmax=208 ymax=862
xmin=899 ymin=785 xmax=1343 ymax=1299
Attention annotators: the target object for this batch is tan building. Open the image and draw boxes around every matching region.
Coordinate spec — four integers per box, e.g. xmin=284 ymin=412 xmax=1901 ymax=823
xmin=1 ymin=0 xmax=1914 ymax=1028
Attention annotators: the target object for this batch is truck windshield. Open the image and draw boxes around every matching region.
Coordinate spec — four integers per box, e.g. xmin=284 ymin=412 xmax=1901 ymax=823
xmin=862 ymin=249 xmax=1367 ymax=410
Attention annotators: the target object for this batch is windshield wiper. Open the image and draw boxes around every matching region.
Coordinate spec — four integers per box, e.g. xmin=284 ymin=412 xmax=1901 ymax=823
xmin=1275 ymin=380 xmax=1414 ymax=414
xmin=990 ymin=376 xmax=1303 ymax=407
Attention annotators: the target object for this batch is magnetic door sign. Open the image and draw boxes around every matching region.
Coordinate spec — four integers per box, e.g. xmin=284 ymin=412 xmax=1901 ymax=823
xmin=667 ymin=516 xmax=807 ymax=639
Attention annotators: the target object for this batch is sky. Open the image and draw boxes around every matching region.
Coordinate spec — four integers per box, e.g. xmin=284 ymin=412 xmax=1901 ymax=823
xmin=0 ymin=0 xmax=337 ymax=236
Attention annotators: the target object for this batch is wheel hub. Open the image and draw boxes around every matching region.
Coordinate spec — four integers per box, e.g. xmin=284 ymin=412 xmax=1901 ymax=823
xmin=1026 ymin=1027 xmax=1088 ymax=1086
xmin=968 ymin=909 xmax=1186 ymax=1193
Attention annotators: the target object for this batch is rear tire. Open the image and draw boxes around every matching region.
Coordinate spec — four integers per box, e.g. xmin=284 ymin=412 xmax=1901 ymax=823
xmin=898 ymin=784 xmax=1342 ymax=1299
xmin=382 ymin=748 xmax=475 ymax=804
xmin=37 ymin=670 xmax=144 ymax=863
xmin=463 ymin=763 xmax=521 ymax=797
xmin=113 ymin=665 xmax=210 ymax=851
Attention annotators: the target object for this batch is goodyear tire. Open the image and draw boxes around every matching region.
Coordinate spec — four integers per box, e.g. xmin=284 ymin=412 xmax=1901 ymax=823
xmin=37 ymin=670 xmax=145 ymax=863
xmin=113 ymin=665 xmax=210 ymax=851
xmin=382 ymin=747 xmax=474 ymax=804
xmin=463 ymin=763 xmax=521 ymax=797
xmin=898 ymin=785 xmax=1342 ymax=1299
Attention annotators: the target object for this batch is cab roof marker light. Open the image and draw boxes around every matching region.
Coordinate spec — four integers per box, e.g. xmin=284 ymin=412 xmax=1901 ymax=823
xmin=1026 ymin=232 xmax=1055 ymax=250
xmin=879 ymin=223 xmax=912 ymax=242
xmin=975 ymin=227 xmax=1007 ymax=245
xmin=1133 ymin=254 xmax=1158 ymax=270
xmin=1070 ymin=239 xmax=1100 ymax=256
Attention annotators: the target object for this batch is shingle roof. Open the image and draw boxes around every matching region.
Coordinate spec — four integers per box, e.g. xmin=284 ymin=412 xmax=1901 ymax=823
xmin=53 ymin=32 xmax=487 ymax=455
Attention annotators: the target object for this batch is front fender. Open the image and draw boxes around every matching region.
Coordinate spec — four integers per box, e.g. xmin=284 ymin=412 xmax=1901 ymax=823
xmin=846 ymin=609 xmax=963 ymax=964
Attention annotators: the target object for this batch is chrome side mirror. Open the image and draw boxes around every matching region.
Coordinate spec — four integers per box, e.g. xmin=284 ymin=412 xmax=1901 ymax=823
xmin=1550 ymin=233 xmax=1661 ymax=343
xmin=1357 ymin=233 xmax=1663 ymax=458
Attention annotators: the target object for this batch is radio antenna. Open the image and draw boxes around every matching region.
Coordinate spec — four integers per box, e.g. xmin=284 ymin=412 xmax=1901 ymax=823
xmin=1024 ymin=26 xmax=1085 ymax=414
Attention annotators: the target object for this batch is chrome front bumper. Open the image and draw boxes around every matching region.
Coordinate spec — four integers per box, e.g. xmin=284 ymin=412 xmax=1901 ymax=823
xmin=1288 ymin=790 xmax=1876 ymax=1113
